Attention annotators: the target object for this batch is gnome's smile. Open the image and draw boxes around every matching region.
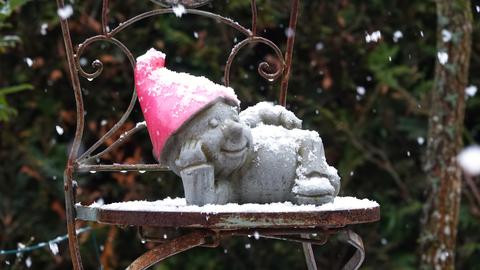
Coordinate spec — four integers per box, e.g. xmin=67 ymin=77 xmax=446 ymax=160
xmin=192 ymin=102 xmax=253 ymax=177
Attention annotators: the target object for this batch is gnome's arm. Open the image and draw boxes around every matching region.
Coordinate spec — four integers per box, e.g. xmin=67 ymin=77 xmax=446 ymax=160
xmin=239 ymin=102 xmax=302 ymax=129
xmin=175 ymin=140 xmax=218 ymax=205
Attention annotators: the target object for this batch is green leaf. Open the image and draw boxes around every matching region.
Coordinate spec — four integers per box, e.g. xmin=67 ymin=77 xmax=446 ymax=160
xmin=0 ymin=83 xmax=33 ymax=95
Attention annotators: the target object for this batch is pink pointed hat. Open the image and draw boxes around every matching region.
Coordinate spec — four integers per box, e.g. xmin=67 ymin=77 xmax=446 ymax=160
xmin=134 ymin=48 xmax=240 ymax=160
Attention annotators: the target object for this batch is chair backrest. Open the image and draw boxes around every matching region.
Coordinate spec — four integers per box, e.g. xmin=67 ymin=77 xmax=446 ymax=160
xmin=56 ymin=0 xmax=300 ymax=268
xmin=59 ymin=0 xmax=299 ymax=175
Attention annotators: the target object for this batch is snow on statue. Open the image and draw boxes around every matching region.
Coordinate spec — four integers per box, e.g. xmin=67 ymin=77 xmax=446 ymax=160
xmin=134 ymin=48 xmax=340 ymax=206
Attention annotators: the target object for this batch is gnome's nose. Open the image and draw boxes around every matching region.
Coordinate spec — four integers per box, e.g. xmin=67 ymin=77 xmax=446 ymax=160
xmin=223 ymin=120 xmax=243 ymax=144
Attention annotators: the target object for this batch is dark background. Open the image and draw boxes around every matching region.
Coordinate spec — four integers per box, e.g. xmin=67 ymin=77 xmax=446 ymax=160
xmin=1 ymin=0 xmax=480 ymax=269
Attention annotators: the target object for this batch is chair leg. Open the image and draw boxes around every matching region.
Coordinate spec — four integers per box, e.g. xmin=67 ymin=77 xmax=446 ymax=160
xmin=338 ymin=230 xmax=365 ymax=270
xmin=126 ymin=231 xmax=210 ymax=270
xmin=301 ymin=234 xmax=318 ymax=270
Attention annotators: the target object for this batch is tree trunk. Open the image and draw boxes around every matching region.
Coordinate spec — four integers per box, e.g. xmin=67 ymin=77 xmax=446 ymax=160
xmin=419 ymin=1 xmax=472 ymax=269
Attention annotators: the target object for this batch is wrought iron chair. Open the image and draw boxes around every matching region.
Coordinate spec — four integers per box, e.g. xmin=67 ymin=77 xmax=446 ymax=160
xmin=57 ymin=0 xmax=380 ymax=269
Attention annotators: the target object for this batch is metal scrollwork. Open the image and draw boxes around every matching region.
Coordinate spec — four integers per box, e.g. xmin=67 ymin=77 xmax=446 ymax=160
xmin=224 ymin=36 xmax=285 ymax=87
xmin=74 ymin=36 xmax=139 ymax=162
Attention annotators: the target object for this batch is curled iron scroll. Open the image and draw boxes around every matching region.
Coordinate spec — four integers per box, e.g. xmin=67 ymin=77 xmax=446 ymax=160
xmin=224 ymin=36 xmax=285 ymax=87
xmin=74 ymin=36 xmax=139 ymax=162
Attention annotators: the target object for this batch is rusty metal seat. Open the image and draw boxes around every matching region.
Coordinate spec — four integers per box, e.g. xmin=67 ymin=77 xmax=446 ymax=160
xmin=57 ymin=0 xmax=380 ymax=269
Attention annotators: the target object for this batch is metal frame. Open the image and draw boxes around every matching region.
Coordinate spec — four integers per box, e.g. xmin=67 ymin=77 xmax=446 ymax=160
xmin=57 ymin=0 xmax=378 ymax=269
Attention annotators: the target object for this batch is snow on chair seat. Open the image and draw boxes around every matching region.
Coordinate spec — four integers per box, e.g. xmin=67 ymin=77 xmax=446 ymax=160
xmin=76 ymin=197 xmax=379 ymax=229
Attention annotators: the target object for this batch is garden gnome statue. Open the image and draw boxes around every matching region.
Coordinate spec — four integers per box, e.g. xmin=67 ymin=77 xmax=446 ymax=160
xmin=135 ymin=48 xmax=340 ymax=206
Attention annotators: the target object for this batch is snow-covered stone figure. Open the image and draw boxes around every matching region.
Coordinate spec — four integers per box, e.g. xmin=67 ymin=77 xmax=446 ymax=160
xmin=135 ymin=48 xmax=340 ymax=206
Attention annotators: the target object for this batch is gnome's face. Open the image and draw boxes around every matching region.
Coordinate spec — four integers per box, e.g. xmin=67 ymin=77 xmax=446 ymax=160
xmin=177 ymin=101 xmax=253 ymax=177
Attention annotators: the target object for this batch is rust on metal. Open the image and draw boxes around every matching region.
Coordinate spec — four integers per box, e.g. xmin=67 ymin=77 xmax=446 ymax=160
xmin=80 ymin=205 xmax=380 ymax=229
xmin=279 ymin=0 xmax=300 ymax=106
xmin=126 ymin=230 xmax=211 ymax=270
xmin=339 ymin=230 xmax=365 ymax=270
xmin=250 ymin=0 xmax=258 ymax=35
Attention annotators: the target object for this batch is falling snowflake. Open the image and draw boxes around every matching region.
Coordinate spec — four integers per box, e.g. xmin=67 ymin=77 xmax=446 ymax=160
xmin=457 ymin=145 xmax=480 ymax=176
xmin=55 ymin=125 xmax=64 ymax=135
xmin=392 ymin=30 xmax=403 ymax=43
xmin=285 ymin=27 xmax=295 ymax=38
xmin=49 ymin=242 xmax=59 ymax=255
xmin=465 ymin=85 xmax=477 ymax=97
xmin=441 ymin=29 xmax=452 ymax=42
xmin=437 ymin=51 xmax=448 ymax=65
xmin=40 ymin=23 xmax=48 ymax=35
xmin=24 ymin=57 xmax=33 ymax=67
xmin=172 ymin=5 xmax=186 ymax=18
xmin=417 ymin=137 xmax=425 ymax=145
xmin=57 ymin=5 xmax=73 ymax=19
xmin=365 ymin=30 xmax=381 ymax=43
xmin=356 ymin=86 xmax=366 ymax=96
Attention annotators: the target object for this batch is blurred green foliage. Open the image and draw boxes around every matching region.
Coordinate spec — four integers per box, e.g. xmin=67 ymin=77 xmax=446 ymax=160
xmin=0 ymin=0 xmax=480 ymax=269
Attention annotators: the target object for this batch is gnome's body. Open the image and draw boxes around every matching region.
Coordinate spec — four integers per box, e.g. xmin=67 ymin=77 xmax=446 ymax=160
xmin=135 ymin=49 xmax=340 ymax=206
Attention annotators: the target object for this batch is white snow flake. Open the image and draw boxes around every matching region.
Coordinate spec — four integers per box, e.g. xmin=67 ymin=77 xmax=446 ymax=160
xmin=465 ymin=85 xmax=477 ymax=97
xmin=55 ymin=125 xmax=64 ymax=135
xmin=40 ymin=23 xmax=48 ymax=35
xmin=393 ymin=30 xmax=403 ymax=43
xmin=457 ymin=145 xmax=480 ymax=176
xmin=57 ymin=5 xmax=73 ymax=19
xmin=172 ymin=5 xmax=186 ymax=18
xmin=315 ymin=42 xmax=324 ymax=51
xmin=356 ymin=86 xmax=366 ymax=96
xmin=437 ymin=51 xmax=448 ymax=65
xmin=25 ymin=257 xmax=32 ymax=268
xmin=417 ymin=137 xmax=425 ymax=145
xmin=365 ymin=30 xmax=381 ymax=43
xmin=49 ymin=241 xmax=59 ymax=255
xmin=441 ymin=29 xmax=452 ymax=42
xmin=285 ymin=27 xmax=295 ymax=38
xmin=24 ymin=57 xmax=33 ymax=67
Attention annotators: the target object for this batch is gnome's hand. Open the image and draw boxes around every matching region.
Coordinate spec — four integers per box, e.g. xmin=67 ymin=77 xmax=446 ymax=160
xmin=175 ymin=140 xmax=208 ymax=169
xmin=240 ymin=102 xmax=302 ymax=129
